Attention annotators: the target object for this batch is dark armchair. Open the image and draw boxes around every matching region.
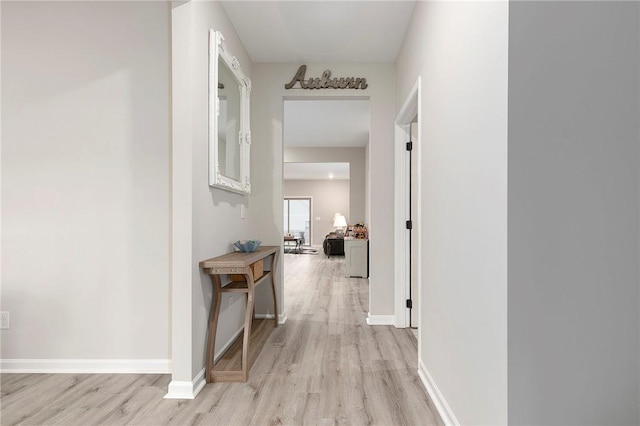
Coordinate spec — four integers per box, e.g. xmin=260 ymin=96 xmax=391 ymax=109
xmin=323 ymin=233 xmax=345 ymax=257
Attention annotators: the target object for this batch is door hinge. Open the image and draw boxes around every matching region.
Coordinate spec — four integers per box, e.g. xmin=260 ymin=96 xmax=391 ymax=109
xmin=406 ymin=220 xmax=412 ymax=230
xmin=406 ymin=299 xmax=413 ymax=309
xmin=406 ymin=141 xmax=413 ymax=151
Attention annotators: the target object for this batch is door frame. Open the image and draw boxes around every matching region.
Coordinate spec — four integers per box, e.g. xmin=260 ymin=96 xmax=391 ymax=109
xmin=283 ymin=196 xmax=313 ymax=247
xmin=394 ymin=77 xmax=422 ymax=335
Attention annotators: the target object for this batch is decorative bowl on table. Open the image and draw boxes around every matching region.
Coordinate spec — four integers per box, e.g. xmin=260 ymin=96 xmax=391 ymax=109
xmin=233 ymin=240 xmax=262 ymax=253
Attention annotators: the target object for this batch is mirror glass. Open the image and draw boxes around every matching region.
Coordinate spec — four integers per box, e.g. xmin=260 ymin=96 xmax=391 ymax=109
xmin=217 ymin=57 xmax=241 ymax=181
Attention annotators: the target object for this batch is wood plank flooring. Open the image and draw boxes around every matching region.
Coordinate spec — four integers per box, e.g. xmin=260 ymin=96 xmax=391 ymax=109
xmin=1 ymin=253 xmax=441 ymax=425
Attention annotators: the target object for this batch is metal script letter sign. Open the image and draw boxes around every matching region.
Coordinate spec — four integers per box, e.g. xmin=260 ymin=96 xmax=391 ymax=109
xmin=284 ymin=65 xmax=368 ymax=90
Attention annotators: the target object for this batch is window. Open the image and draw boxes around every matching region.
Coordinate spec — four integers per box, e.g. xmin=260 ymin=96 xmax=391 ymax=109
xmin=283 ymin=198 xmax=311 ymax=246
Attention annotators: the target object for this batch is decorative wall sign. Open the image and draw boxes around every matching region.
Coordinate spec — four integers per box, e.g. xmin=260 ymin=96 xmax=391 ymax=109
xmin=284 ymin=65 xmax=368 ymax=90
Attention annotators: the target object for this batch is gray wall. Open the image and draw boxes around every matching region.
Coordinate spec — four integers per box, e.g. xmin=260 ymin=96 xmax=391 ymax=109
xmin=170 ymin=0 xmax=255 ymax=381
xmin=251 ymin=63 xmax=395 ymax=318
xmin=1 ymin=1 xmax=170 ymax=361
xmin=508 ymin=2 xmax=640 ymax=424
xmin=284 ymin=147 xmax=366 ymax=225
xmin=395 ymin=1 xmax=509 ymax=423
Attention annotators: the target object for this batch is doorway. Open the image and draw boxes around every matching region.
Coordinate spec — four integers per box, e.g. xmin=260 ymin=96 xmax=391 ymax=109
xmin=283 ymin=162 xmax=351 ymax=248
xmin=283 ymin=197 xmax=312 ymax=249
xmin=408 ymin=121 xmax=419 ymax=330
xmin=282 ymin=98 xmax=370 ymax=313
xmin=394 ymin=78 xmax=421 ymax=349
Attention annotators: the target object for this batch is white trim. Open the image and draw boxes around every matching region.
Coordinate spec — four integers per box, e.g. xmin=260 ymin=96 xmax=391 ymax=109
xmin=394 ymin=77 xmax=422 ymax=331
xmin=164 ymin=315 xmax=286 ymax=400
xmin=253 ymin=313 xmax=274 ymax=320
xmin=283 ymin=195 xmax=313 ymax=246
xmin=418 ymin=359 xmax=460 ymax=426
xmin=170 ymin=1 xmax=195 ymax=399
xmin=165 ymin=367 xmax=206 ymax=400
xmin=215 ymin=325 xmax=245 ymax=363
xmin=414 ymin=90 xmax=423 ymax=364
xmin=254 ymin=313 xmax=288 ymax=325
xmin=394 ymin=122 xmax=411 ymax=329
xmin=397 ymin=78 xmax=420 ymax=124
xmin=0 ymin=359 xmax=171 ymax=374
xmin=365 ymin=313 xmax=395 ymax=326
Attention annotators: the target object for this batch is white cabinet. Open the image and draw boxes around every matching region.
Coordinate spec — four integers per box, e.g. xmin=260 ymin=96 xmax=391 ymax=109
xmin=345 ymin=238 xmax=368 ymax=278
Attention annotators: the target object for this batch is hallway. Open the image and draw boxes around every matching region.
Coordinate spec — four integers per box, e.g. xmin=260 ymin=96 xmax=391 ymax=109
xmin=1 ymin=254 xmax=440 ymax=425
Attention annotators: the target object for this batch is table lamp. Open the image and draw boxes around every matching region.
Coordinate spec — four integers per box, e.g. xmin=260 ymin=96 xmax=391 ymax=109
xmin=333 ymin=214 xmax=347 ymax=237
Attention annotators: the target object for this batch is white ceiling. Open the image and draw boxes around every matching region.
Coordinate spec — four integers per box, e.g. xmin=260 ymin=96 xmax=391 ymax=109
xmin=284 ymin=162 xmax=350 ymax=180
xmin=284 ymin=99 xmax=369 ymax=147
xmin=221 ymin=1 xmax=416 ymax=63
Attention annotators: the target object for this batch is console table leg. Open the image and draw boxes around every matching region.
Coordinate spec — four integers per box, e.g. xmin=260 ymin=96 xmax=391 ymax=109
xmin=271 ymin=250 xmax=280 ymax=327
xmin=242 ymin=274 xmax=255 ymax=382
xmin=206 ymin=274 xmax=222 ymax=383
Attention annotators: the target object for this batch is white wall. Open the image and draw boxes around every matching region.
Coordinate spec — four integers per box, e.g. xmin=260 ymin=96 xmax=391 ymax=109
xmin=284 ymin=147 xmax=365 ymax=225
xmin=284 ymin=179 xmax=350 ymax=246
xmin=171 ymin=0 xmax=255 ymax=385
xmin=396 ymin=2 xmax=509 ymax=424
xmin=250 ymin=63 xmax=395 ymax=319
xmin=508 ymin=2 xmax=640 ymax=425
xmin=1 ymin=2 xmax=170 ymax=363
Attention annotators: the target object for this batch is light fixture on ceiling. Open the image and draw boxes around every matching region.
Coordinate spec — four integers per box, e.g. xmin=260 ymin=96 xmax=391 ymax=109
xmin=328 ymin=173 xmax=334 ymax=180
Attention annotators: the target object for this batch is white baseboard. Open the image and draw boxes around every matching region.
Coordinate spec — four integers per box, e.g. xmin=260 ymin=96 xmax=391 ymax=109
xmin=215 ymin=325 xmax=245 ymax=363
xmin=164 ymin=367 xmax=205 ymax=400
xmin=254 ymin=313 xmax=275 ymax=320
xmin=165 ymin=312 xmax=287 ymax=401
xmin=417 ymin=359 xmax=459 ymax=426
xmin=365 ymin=313 xmax=395 ymax=326
xmin=165 ymin=324 xmax=244 ymax=401
xmin=254 ymin=313 xmax=287 ymax=325
xmin=0 ymin=359 xmax=171 ymax=374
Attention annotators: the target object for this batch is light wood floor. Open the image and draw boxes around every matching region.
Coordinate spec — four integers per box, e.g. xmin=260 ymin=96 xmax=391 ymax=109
xmin=1 ymin=253 xmax=441 ymax=425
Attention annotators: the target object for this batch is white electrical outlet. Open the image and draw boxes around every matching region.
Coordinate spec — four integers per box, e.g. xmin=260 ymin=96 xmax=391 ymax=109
xmin=0 ymin=312 xmax=10 ymax=330
xmin=240 ymin=205 xmax=246 ymax=219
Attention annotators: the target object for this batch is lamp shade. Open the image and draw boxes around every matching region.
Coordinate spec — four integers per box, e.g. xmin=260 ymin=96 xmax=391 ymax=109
xmin=333 ymin=214 xmax=347 ymax=228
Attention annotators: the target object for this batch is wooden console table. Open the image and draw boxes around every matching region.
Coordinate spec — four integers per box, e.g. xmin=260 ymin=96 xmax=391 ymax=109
xmin=199 ymin=246 xmax=280 ymax=383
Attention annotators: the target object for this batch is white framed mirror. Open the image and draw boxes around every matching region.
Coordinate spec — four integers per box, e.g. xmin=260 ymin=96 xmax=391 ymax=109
xmin=209 ymin=30 xmax=251 ymax=194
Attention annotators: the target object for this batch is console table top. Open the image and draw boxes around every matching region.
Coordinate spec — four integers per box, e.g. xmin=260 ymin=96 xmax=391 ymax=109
xmin=199 ymin=245 xmax=279 ymax=269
